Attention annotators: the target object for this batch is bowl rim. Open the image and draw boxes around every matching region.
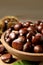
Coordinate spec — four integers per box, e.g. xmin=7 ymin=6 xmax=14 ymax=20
xmin=1 ymin=31 xmax=43 ymax=57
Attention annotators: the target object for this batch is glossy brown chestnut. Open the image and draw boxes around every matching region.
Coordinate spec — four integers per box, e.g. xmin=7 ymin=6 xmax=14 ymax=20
xmin=14 ymin=23 xmax=22 ymax=31
xmin=13 ymin=36 xmax=26 ymax=43
xmin=37 ymin=25 xmax=43 ymax=32
xmin=23 ymin=42 xmax=31 ymax=52
xmin=27 ymin=26 xmax=36 ymax=33
xmin=1 ymin=53 xmax=12 ymax=62
xmin=26 ymin=31 xmax=35 ymax=40
xmin=32 ymin=33 xmax=42 ymax=44
xmin=9 ymin=32 xmax=16 ymax=40
xmin=12 ymin=42 xmax=23 ymax=50
xmin=19 ymin=28 xmax=28 ymax=36
xmin=34 ymin=45 xmax=43 ymax=53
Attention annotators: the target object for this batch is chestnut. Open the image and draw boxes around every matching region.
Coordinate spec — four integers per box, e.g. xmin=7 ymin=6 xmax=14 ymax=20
xmin=36 ymin=33 xmax=43 ymax=42
xmin=26 ymin=31 xmax=35 ymax=40
xmin=34 ymin=45 xmax=43 ymax=53
xmin=32 ymin=33 xmax=42 ymax=44
xmin=14 ymin=23 xmax=22 ymax=31
xmin=23 ymin=42 xmax=31 ymax=52
xmin=27 ymin=26 xmax=36 ymax=33
xmin=9 ymin=32 xmax=16 ymax=40
xmin=12 ymin=42 xmax=23 ymax=50
xmin=18 ymin=36 xmax=26 ymax=43
xmin=37 ymin=25 xmax=43 ymax=32
xmin=1 ymin=53 xmax=12 ymax=63
xmin=19 ymin=28 xmax=28 ymax=36
xmin=13 ymin=36 xmax=26 ymax=43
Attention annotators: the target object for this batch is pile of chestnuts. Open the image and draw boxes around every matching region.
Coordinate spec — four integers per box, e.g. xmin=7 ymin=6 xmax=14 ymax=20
xmin=5 ymin=20 xmax=43 ymax=53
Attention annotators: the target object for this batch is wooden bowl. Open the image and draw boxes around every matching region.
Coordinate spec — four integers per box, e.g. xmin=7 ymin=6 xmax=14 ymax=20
xmin=1 ymin=31 xmax=43 ymax=61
